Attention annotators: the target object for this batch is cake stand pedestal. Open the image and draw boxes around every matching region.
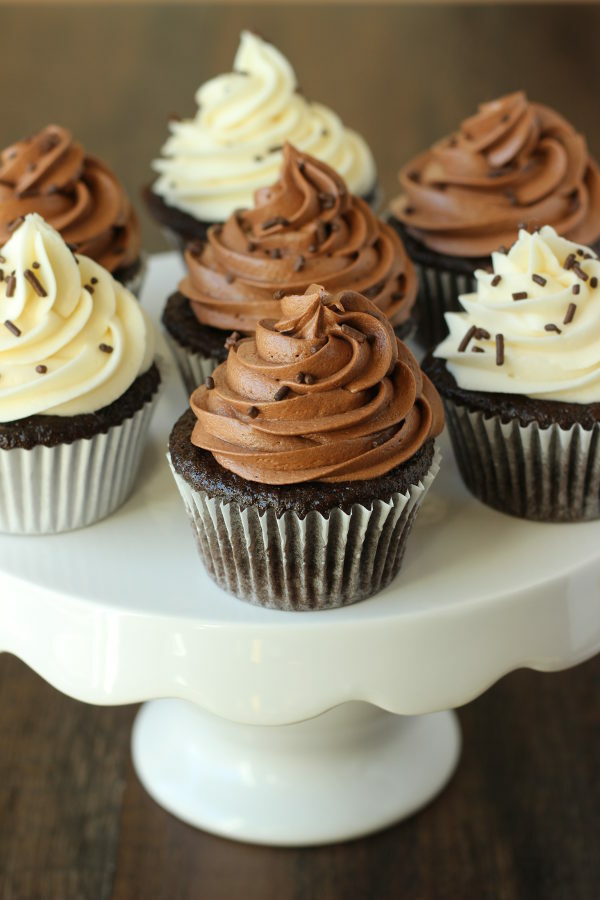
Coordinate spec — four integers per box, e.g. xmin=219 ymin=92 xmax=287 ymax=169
xmin=1 ymin=253 xmax=599 ymax=847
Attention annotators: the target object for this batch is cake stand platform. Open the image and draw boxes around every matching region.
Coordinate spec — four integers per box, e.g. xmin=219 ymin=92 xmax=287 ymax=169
xmin=1 ymin=253 xmax=599 ymax=847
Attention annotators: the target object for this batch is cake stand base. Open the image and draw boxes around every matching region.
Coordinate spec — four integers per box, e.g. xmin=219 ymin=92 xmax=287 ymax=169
xmin=131 ymin=700 xmax=461 ymax=846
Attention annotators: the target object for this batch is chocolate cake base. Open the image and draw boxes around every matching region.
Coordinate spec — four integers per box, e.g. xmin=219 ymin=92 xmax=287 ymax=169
xmin=0 ymin=363 xmax=161 ymax=451
xmin=169 ymin=407 xmax=435 ymax=518
xmin=113 ymin=255 xmax=144 ymax=291
xmin=162 ymin=291 xmax=229 ymax=363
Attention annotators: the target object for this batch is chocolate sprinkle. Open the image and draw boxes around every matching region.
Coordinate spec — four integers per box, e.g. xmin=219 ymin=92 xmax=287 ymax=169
xmin=294 ymin=255 xmax=305 ymax=272
xmin=5 ymin=320 xmax=21 ymax=336
xmin=544 ymin=323 xmax=562 ymax=334
xmin=269 ymin=248 xmax=282 ymax=259
xmin=563 ymin=303 xmax=577 ymax=325
xmin=7 ymin=216 xmax=24 ymax=233
xmin=91 ymin=277 xmax=98 ymax=285
xmin=471 ymin=346 xmax=485 ymax=353
xmin=512 ymin=291 xmax=528 ymax=300
xmin=491 ymin=274 xmax=501 ymax=287
xmin=318 ymin=192 xmax=335 ymax=210
xmin=247 ymin=240 xmax=256 ymax=252
xmin=35 ymin=365 xmax=47 ymax=374
xmin=274 ymin=385 xmax=289 ymax=401
xmin=273 ymin=289 xmax=285 ymax=300
xmin=99 ymin=343 xmax=113 ymax=353
xmin=0 ymin=270 xmax=3 ymax=282
xmin=341 ymin=323 xmax=366 ymax=343
xmin=564 ymin=253 xmax=576 ymax=271
xmin=84 ymin=284 xmax=94 ymax=294
xmin=247 ymin=406 xmax=259 ymax=419
xmin=24 ymin=269 xmax=47 ymax=297
xmin=205 ymin=376 xmax=215 ymax=390
xmin=262 ymin=215 xmax=289 ymax=230
xmin=496 ymin=333 xmax=504 ymax=366
xmin=295 ymin=372 xmax=305 ymax=384
xmin=532 ymin=274 xmax=547 ymax=286
xmin=474 ymin=327 xmax=491 ymax=340
xmin=572 ymin=263 xmax=589 ymax=281
xmin=225 ymin=271 xmax=234 ymax=284
xmin=591 ymin=277 xmax=598 ymax=289
xmin=458 ymin=325 xmax=477 ymax=353
xmin=5 ymin=274 xmax=16 ymax=298
xmin=572 ymin=284 xmax=580 ymax=295
xmin=303 ymin=373 xmax=316 ymax=385
xmin=32 ymin=261 xmax=40 ymax=269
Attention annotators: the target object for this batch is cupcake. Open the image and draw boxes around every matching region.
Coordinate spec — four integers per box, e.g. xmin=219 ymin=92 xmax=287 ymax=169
xmin=0 ymin=125 xmax=145 ymax=295
xmin=145 ymin=31 xmax=378 ymax=250
xmin=0 ymin=214 xmax=159 ymax=534
xmin=163 ymin=143 xmax=416 ymax=392
xmin=389 ymin=92 xmax=600 ymax=346
xmin=169 ymin=284 xmax=443 ymax=610
xmin=425 ymin=225 xmax=600 ymax=522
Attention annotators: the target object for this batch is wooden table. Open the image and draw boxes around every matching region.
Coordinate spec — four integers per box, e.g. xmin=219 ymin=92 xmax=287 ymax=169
xmin=1 ymin=4 xmax=599 ymax=898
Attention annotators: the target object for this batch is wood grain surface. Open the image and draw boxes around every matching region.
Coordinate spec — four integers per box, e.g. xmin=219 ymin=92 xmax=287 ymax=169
xmin=0 ymin=4 xmax=599 ymax=899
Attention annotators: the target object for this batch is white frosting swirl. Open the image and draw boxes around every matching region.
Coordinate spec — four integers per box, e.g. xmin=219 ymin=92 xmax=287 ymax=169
xmin=434 ymin=226 xmax=600 ymax=403
xmin=152 ymin=31 xmax=376 ymax=221
xmin=0 ymin=213 xmax=154 ymax=422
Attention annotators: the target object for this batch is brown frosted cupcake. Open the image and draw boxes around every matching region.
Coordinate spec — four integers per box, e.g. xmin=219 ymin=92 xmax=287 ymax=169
xmin=163 ymin=143 xmax=417 ymax=392
xmin=424 ymin=225 xmax=600 ymax=522
xmin=144 ymin=31 xmax=379 ymax=249
xmin=169 ymin=284 xmax=443 ymax=610
xmin=389 ymin=92 xmax=600 ymax=346
xmin=0 ymin=124 xmax=145 ymax=295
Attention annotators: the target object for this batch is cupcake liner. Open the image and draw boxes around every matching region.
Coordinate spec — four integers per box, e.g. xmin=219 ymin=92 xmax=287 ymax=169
xmin=414 ymin=260 xmax=476 ymax=348
xmin=0 ymin=393 xmax=158 ymax=535
xmin=443 ymin=399 xmax=600 ymax=522
xmin=162 ymin=329 xmax=218 ymax=394
xmin=168 ymin=449 xmax=440 ymax=610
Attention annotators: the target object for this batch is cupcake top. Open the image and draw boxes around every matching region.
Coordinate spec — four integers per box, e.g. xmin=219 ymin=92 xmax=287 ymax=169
xmin=152 ymin=31 xmax=376 ymax=222
xmin=391 ymin=92 xmax=600 ymax=258
xmin=179 ymin=144 xmax=415 ymax=331
xmin=0 ymin=125 xmax=141 ymax=273
xmin=189 ymin=284 xmax=443 ymax=484
xmin=434 ymin=226 xmax=600 ymax=403
xmin=0 ymin=213 xmax=154 ymax=422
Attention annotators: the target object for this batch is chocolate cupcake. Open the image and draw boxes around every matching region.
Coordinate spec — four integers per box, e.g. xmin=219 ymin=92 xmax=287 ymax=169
xmin=389 ymin=92 xmax=600 ymax=346
xmin=169 ymin=285 xmax=443 ymax=610
xmin=425 ymin=225 xmax=600 ymax=522
xmin=0 ymin=125 xmax=145 ymax=295
xmin=0 ymin=214 xmax=159 ymax=534
xmin=163 ymin=144 xmax=417 ymax=391
xmin=145 ymin=31 xmax=378 ymax=249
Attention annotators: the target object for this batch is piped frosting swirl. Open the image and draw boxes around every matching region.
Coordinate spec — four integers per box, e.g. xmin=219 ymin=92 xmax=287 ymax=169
xmin=434 ymin=226 xmax=600 ymax=403
xmin=152 ymin=31 xmax=376 ymax=222
xmin=0 ymin=213 xmax=154 ymax=422
xmin=180 ymin=144 xmax=415 ymax=330
xmin=0 ymin=125 xmax=141 ymax=272
xmin=190 ymin=285 xmax=443 ymax=484
xmin=391 ymin=92 xmax=600 ymax=257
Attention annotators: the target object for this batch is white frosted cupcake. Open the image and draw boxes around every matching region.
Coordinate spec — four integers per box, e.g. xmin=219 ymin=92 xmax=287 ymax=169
xmin=0 ymin=213 xmax=160 ymax=534
xmin=425 ymin=226 xmax=600 ymax=521
xmin=144 ymin=30 xmax=378 ymax=250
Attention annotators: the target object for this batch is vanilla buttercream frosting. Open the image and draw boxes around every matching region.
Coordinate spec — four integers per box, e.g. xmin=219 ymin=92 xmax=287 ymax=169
xmin=152 ymin=31 xmax=376 ymax=222
xmin=0 ymin=214 xmax=154 ymax=422
xmin=434 ymin=226 xmax=600 ymax=402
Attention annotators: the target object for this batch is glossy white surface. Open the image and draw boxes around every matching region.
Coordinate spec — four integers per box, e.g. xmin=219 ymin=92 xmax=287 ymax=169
xmin=132 ymin=700 xmax=460 ymax=846
xmin=1 ymin=252 xmax=600 ymax=725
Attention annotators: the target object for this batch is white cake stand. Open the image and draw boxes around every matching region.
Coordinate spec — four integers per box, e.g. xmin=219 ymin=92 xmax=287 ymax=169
xmin=1 ymin=254 xmax=599 ymax=847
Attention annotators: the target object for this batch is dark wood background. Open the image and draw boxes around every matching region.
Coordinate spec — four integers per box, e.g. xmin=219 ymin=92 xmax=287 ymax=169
xmin=1 ymin=4 xmax=599 ymax=899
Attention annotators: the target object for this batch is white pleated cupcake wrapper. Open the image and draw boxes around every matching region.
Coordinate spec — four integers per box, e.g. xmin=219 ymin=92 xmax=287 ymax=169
xmin=0 ymin=396 xmax=158 ymax=535
xmin=443 ymin=400 xmax=600 ymax=522
xmin=163 ymin=330 xmax=218 ymax=395
xmin=414 ymin=261 xmax=477 ymax=348
xmin=168 ymin=449 xmax=440 ymax=611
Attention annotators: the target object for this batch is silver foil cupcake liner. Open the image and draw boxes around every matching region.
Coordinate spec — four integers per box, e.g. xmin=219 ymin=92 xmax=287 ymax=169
xmin=414 ymin=261 xmax=476 ymax=349
xmin=163 ymin=330 xmax=218 ymax=395
xmin=443 ymin=400 xmax=600 ymax=522
xmin=0 ymin=394 xmax=158 ymax=535
xmin=168 ymin=449 xmax=440 ymax=610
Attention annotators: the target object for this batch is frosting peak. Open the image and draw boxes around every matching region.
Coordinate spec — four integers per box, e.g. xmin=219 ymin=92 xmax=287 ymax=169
xmin=190 ymin=285 xmax=443 ymax=484
xmin=391 ymin=92 xmax=600 ymax=257
xmin=0 ymin=125 xmax=141 ymax=272
xmin=152 ymin=31 xmax=376 ymax=221
xmin=0 ymin=214 xmax=153 ymax=422
xmin=435 ymin=225 xmax=600 ymax=403
xmin=180 ymin=144 xmax=416 ymax=330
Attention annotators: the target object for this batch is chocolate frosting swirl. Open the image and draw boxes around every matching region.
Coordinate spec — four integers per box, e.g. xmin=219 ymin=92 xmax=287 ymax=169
xmin=180 ymin=144 xmax=416 ymax=330
xmin=190 ymin=285 xmax=443 ymax=484
xmin=391 ymin=92 xmax=600 ymax=257
xmin=0 ymin=125 xmax=141 ymax=272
